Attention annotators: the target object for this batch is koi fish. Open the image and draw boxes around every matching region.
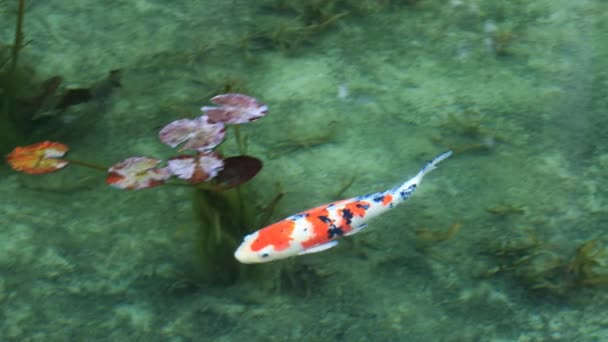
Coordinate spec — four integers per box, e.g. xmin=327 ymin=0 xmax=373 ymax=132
xmin=234 ymin=151 xmax=453 ymax=263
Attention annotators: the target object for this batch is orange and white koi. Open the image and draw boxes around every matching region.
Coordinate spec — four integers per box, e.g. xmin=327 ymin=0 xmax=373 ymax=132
xmin=234 ymin=151 xmax=453 ymax=263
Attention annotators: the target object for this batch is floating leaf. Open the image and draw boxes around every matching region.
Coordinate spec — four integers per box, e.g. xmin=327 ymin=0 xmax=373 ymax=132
xmin=201 ymin=93 xmax=268 ymax=124
xmin=167 ymin=152 xmax=224 ymax=184
xmin=106 ymin=156 xmax=171 ymax=190
xmin=6 ymin=141 xmax=69 ymax=174
xmin=159 ymin=116 xmax=225 ymax=152
xmin=213 ymin=155 xmax=263 ymax=189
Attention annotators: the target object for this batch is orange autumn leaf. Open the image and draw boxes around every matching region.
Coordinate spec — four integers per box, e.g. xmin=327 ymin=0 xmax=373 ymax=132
xmin=6 ymin=141 xmax=70 ymax=174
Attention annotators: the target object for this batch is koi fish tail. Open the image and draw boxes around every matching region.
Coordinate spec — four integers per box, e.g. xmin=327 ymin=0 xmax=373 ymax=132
xmin=394 ymin=150 xmax=453 ymax=201
xmin=420 ymin=150 xmax=453 ymax=176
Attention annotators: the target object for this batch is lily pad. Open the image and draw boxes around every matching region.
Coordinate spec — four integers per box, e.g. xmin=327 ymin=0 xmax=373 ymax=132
xmin=201 ymin=93 xmax=268 ymax=124
xmin=159 ymin=116 xmax=225 ymax=152
xmin=167 ymin=152 xmax=224 ymax=184
xmin=106 ymin=156 xmax=171 ymax=190
xmin=6 ymin=141 xmax=69 ymax=174
xmin=213 ymin=155 xmax=263 ymax=189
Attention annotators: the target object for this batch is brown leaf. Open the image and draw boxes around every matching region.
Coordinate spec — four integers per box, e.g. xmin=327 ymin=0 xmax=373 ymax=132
xmin=213 ymin=155 xmax=262 ymax=189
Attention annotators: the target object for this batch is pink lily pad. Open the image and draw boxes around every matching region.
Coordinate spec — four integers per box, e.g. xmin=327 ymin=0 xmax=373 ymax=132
xmin=201 ymin=93 xmax=268 ymax=124
xmin=159 ymin=116 xmax=225 ymax=152
xmin=106 ymin=156 xmax=171 ymax=190
xmin=167 ymin=152 xmax=224 ymax=184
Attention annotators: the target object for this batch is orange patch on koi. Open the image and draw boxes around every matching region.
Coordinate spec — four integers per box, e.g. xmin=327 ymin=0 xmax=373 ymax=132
xmin=344 ymin=201 xmax=370 ymax=218
xmin=251 ymin=219 xmax=296 ymax=252
xmin=382 ymin=194 xmax=393 ymax=206
xmin=301 ymin=208 xmax=332 ymax=248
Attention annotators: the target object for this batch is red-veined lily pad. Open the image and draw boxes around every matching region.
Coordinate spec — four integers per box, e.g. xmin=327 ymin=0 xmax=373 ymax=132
xmin=213 ymin=155 xmax=263 ymax=190
xmin=106 ymin=156 xmax=171 ymax=190
xmin=6 ymin=141 xmax=69 ymax=174
xmin=201 ymin=93 xmax=268 ymax=124
xmin=167 ymin=152 xmax=224 ymax=184
xmin=159 ymin=116 xmax=225 ymax=152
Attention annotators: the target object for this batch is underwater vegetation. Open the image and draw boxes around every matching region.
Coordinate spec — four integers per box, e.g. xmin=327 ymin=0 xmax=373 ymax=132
xmin=0 ymin=1 xmax=122 ymax=156
xmin=479 ymin=229 xmax=608 ymax=295
xmin=245 ymin=0 xmax=426 ymax=55
xmin=567 ymin=240 xmax=608 ymax=287
xmin=415 ymin=222 xmax=461 ymax=250
xmin=481 ymin=0 xmax=551 ymax=57
xmin=433 ymin=111 xmax=505 ymax=156
xmin=0 ymin=0 xmax=32 ymax=154
xmin=485 ymin=204 xmax=526 ymax=218
xmin=267 ymin=120 xmax=338 ymax=159
xmin=6 ymin=93 xmax=280 ymax=284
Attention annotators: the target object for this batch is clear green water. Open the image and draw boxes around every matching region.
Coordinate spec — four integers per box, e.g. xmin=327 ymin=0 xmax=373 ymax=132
xmin=1 ymin=1 xmax=607 ymax=341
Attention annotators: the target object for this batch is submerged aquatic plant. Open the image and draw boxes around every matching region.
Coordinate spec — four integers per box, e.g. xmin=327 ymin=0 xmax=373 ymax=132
xmin=6 ymin=93 xmax=275 ymax=284
xmin=415 ymin=222 xmax=461 ymax=250
xmin=1 ymin=0 xmax=29 ymax=154
xmin=1 ymin=1 xmax=123 ymax=155
xmin=566 ymin=239 xmax=608 ymax=287
xmin=479 ymin=230 xmax=608 ymax=294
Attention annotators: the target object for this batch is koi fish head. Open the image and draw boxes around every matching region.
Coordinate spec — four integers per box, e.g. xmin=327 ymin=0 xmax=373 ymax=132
xmin=234 ymin=220 xmax=299 ymax=263
xmin=234 ymin=232 xmax=274 ymax=263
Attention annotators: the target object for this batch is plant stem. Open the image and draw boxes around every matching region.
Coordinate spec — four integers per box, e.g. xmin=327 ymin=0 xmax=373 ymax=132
xmin=3 ymin=0 xmax=26 ymax=123
xmin=65 ymin=158 xmax=108 ymax=172
xmin=11 ymin=0 xmax=26 ymax=72
xmin=233 ymin=125 xmax=246 ymax=155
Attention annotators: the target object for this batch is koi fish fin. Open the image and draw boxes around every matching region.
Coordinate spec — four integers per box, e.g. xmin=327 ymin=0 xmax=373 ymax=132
xmin=299 ymin=240 xmax=339 ymax=255
xmin=344 ymin=223 xmax=368 ymax=236
xmin=420 ymin=150 xmax=453 ymax=176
